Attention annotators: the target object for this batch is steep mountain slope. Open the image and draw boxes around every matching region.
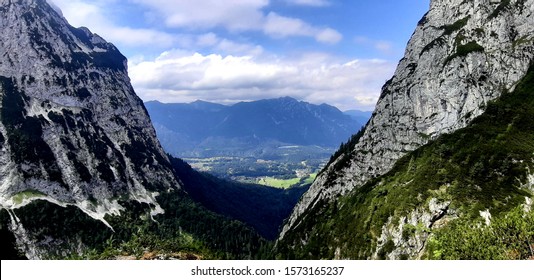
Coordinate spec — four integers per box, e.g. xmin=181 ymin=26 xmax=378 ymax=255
xmin=0 ymin=183 xmax=268 ymax=260
xmin=276 ymin=65 xmax=534 ymax=259
xmin=280 ymin=0 xmax=534 ymax=242
xmin=170 ymin=157 xmax=308 ymax=240
xmin=0 ymin=0 xmax=266 ymax=259
xmin=0 ymin=0 xmax=177 ymax=223
xmin=145 ymin=97 xmax=364 ymax=156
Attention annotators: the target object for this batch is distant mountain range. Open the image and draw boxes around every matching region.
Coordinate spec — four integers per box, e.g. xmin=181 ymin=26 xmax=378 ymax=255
xmin=145 ymin=97 xmax=371 ymax=158
xmin=344 ymin=110 xmax=373 ymax=122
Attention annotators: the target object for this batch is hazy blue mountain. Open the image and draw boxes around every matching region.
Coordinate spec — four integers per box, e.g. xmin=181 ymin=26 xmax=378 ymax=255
xmin=344 ymin=110 xmax=373 ymax=125
xmin=145 ymin=97 xmax=368 ymax=158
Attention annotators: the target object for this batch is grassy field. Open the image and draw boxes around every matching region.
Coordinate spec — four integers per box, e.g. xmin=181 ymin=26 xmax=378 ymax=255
xmin=302 ymin=173 xmax=317 ymax=185
xmin=258 ymin=173 xmax=317 ymax=189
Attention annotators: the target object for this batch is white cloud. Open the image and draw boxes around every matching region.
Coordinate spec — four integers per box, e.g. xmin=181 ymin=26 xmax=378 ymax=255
xmin=193 ymin=33 xmax=264 ymax=56
xmin=285 ymin=0 xmax=331 ymax=7
xmin=52 ymin=0 xmax=343 ymax=56
xmin=46 ymin=0 xmax=64 ymax=16
xmin=264 ymin=12 xmax=342 ymax=43
xmin=52 ymin=0 xmax=267 ymax=54
xmin=215 ymin=39 xmax=264 ymax=56
xmin=196 ymin=33 xmax=219 ymax=47
xmin=129 ymin=50 xmax=396 ymax=111
xmin=355 ymin=36 xmax=394 ymax=54
xmin=129 ymin=0 xmax=342 ymax=44
xmin=48 ymin=0 xmax=268 ymax=61
xmin=131 ymin=0 xmax=268 ymax=30
xmin=374 ymin=41 xmax=394 ymax=53
xmin=51 ymin=0 xmax=177 ymax=48
xmin=48 ymin=0 xmax=391 ymax=111
xmin=264 ymin=12 xmax=313 ymax=38
xmin=103 ymin=27 xmax=176 ymax=47
xmin=315 ymin=28 xmax=343 ymax=44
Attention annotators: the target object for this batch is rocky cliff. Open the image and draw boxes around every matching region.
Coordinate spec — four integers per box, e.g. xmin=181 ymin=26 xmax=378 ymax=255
xmin=280 ymin=0 xmax=534 ymax=240
xmin=0 ymin=0 xmax=180 ymax=257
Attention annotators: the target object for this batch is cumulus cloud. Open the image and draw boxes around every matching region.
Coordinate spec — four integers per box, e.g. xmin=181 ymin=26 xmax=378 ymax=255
xmin=52 ymin=0 xmax=343 ymax=54
xmin=129 ymin=50 xmax=396 ymax=111
xmin=264 ymin=12 xmax=342 ymax=43
xmin=130 ymin=0 xmax=342 ymax=44
xmin=49 ymin=0 xmax=392 ymax=110
xmin=193 ymin=33 xmax=264 ymax=56
xmin=131 ymin=0 xmax=268 ymax=30
xmin=52 ymin=0 xmax=267 ymax=53
xmin=285 ymin=0 xmax=331 ymax=7
xmin=315 ymin=28 xmax=343 ymax=44
xmin=46 ymin=0 xmax=64 ymax=16
xmin=355 ymin=36 xmax=394 ymax=54
xmin=264 ymin=12 xmax=312 ymax=38
xmin=51 ymin=0 xmax=177 ymax=48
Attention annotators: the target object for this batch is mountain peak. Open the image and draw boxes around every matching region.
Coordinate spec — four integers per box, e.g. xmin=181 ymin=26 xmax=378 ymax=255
xmin=190 ymin=99 xmax=217 ymax=105
xmin=279 ymin=0 xmax=534 ymax=245
xmin=276 ymin=96 xmax=298 ymax=102
xmin=0 ymin=0 xmax=179 ymax=252
xmin=2 ymin=0 xmax=127 ymax=75
xmin=188 ymin=99 xmax=226 ymax=112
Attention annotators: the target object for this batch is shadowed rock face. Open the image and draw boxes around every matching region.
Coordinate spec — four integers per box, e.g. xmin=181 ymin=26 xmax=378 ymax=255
xmin=0 ymin=0 xmax=180 ymax=255
xmin=280 ymin=0 xmax=534 ymax=240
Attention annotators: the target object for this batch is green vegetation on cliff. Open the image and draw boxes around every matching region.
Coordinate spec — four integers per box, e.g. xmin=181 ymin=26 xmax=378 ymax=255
xmin=1 ymin=187 xmax=270 ymax=260
xmin=428 ymin=206 xmax=534 ymax=260
xmin=276 ymin=65 xmax=534 ymax=260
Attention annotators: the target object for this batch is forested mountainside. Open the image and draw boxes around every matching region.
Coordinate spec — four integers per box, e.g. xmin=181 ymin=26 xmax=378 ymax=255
xmin=278 ymin=0 xmax=534 ymax=259
xmin=0 ymin=187 xmax=270 ymax=260
xmin=170 ymin=156 xmax=308 ymax=240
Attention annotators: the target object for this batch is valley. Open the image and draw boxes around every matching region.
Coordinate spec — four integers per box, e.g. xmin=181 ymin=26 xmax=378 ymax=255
xmin=186 ymin=155 xmax=320 ymax=188
xmin=182 ymin=149 xmax=326 ymax=188
xmin=145 ymin=97 xmax=368 ymax=188
xmin=1 ymin=0 xmax=533 ymax=261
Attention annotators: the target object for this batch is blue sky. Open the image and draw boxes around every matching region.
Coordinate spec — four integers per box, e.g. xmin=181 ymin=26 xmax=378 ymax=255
xmin=50 ymin=0 xmax=429 ymax=111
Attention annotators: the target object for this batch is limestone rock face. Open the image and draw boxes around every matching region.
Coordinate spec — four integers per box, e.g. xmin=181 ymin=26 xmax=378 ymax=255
xmin=280 ymin=0 xmax=534 ymax=239
xmin=373 ymin=198 xmax=456 ymax=260
xmin=0 ymin=0 xmax=179 ymax=228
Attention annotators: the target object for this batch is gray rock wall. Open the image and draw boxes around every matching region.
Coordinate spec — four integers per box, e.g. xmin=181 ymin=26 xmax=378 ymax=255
xmin=0 ymin=0 xmax=179 ymax=232
xmin=280 ymin=0 xmax=534 ymax=239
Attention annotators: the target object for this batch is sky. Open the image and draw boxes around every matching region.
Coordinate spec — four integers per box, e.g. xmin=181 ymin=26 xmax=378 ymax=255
xmin=49 ymin=0 xmax=430 ymax=111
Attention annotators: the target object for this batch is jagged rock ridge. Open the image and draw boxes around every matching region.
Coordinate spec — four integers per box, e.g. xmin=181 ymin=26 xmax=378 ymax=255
xmin=0 ymin=0 xmax=180 ymax=255
xmin=280 ymin=0 xmax=534 ymax=239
